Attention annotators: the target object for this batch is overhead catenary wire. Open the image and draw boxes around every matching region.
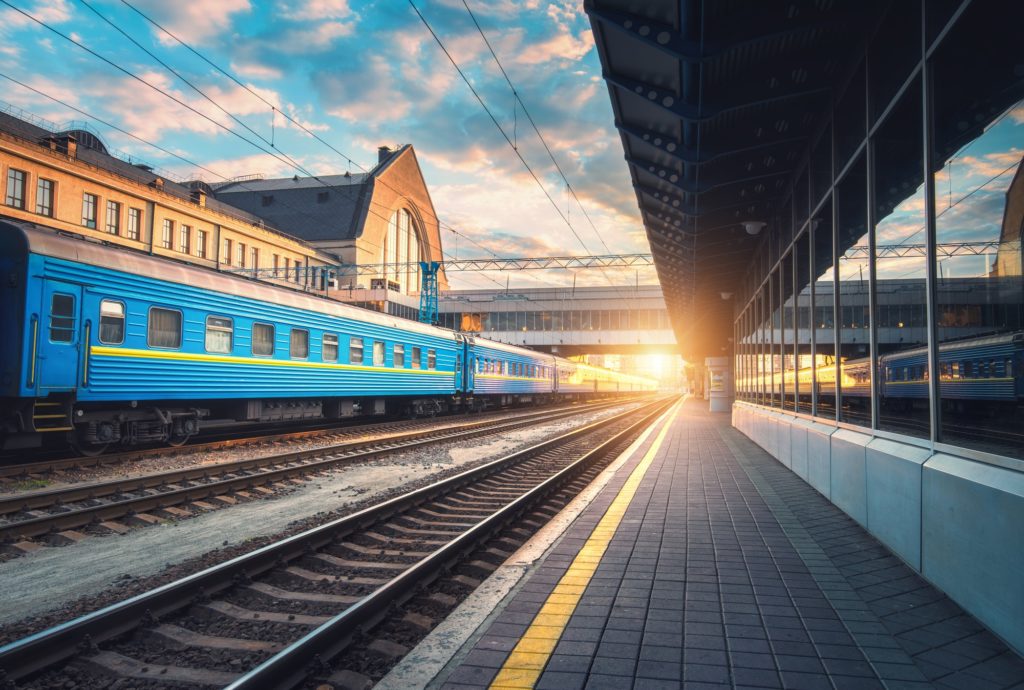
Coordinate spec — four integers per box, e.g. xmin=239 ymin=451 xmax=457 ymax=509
xmin=3 ymin=0 xmax=512 ymax=290
xmin=461 ymin=0 xmax=616 ymax=256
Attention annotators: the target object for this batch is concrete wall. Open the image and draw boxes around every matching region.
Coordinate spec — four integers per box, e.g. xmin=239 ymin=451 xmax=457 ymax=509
xmin=732 ymin=402 xmax=1024 ymax=656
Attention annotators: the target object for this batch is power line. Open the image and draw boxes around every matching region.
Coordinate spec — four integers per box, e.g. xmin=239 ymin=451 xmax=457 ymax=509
xmin=461 ymin=0 xmax=615 ymax=256
xmin=3 ymin=0 xmax=509 ymax=290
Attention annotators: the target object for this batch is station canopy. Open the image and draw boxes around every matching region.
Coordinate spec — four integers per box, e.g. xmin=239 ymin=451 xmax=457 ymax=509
xmin=588 ymin=0 xmax=879 ymax=359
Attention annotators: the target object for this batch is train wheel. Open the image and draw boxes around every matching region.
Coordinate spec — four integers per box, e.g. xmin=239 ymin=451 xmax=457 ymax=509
xmin=166 ymin=434 xmax=192 ymax=448
xmin=72 ymin=441 xmax=110 ymax=457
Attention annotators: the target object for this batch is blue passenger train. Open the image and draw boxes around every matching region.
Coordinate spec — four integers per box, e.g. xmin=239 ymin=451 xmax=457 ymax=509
xmin=0 ymin=221 xmax=657 ymax=453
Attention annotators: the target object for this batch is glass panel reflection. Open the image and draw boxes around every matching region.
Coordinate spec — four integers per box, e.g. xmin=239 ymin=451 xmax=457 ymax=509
xmin=836 ymin=156 xmax=871 ymax=427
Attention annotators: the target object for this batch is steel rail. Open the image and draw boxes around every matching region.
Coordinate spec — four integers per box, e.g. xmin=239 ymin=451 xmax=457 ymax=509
xmin=0 ymin=400 xmax=632 ymax=542
xmin=0 ymin=398 xmax=641 ymax=479
xmin=228 ymin=397 xmax=676 ymax=689
xmin=0 ymin=396 xmax=675 ymax=682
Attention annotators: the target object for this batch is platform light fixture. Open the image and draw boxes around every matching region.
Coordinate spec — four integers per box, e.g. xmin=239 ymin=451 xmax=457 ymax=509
xmin=743 ymin=221 xmax=767 ymax=235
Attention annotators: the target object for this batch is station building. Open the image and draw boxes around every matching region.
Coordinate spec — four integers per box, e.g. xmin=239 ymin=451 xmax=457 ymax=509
xmin=592 ymin=0 xmax=1024 ymax=655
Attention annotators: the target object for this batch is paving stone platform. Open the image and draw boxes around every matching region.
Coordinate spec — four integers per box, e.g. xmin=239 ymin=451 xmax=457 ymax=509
xmin=434 ymin=398 xmax=1024 ymax=690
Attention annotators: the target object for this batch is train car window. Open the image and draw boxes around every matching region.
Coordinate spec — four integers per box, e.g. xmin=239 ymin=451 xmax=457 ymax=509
xmin=148 ymin=307 xmax=182 ymax=349
xmin=323 ymin=333 xmax=339 ymax=362
xmin=98 ymin=299 xmax=125 ymax=345
xmin=1006 ymin=359 xmax=1013 ymax=378
xmin=290 ymin=329 xmax=309 ymax=359
xmin=49 ymin=293 xmax=75 ymax=343
xmin=205 ymin=316 xmax=233 ymax=354
xmin=411 ymin=346 xmax=421 ymax=369
xmin=252 ymin=323 xmax=275 ymax=356
xmin=427 ymin=349 xmax=436 ymax=370
xmin=394 ymin=344 xmax=405 ymax=368
xmin=349 ymin=337 xmax=364 ymax=364
xmin=373 ymin=341 xmax=385 ymax=366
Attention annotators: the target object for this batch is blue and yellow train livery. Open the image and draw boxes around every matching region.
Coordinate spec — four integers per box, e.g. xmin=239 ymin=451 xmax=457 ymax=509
xmin=0 ymin=221 xmax=657 ymax=453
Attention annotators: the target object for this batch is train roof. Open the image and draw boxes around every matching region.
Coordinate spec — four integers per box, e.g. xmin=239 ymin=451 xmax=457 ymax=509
xmin=470 ymin=337 xmax=557 ymax=361
xmin=2 ymin=220 xmax=459 ymax=342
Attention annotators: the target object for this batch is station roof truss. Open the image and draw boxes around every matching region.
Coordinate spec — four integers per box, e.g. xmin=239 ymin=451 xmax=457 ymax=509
xmin=587 ymin=0 xmax=879 ymax=358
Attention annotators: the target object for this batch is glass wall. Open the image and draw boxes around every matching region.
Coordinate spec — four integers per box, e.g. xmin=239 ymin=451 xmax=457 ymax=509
xmin=736 ymin=0 xmax=1024 ymax=463
xmin=873 ymin=76 xmax=930 ymax=438
xmin=931 ymin=2 xmax=1024 ymax=459
xmin=812 ymin=201 xmax=836 ymax=419
xmin=836 ymin=155 xmax=870 ymax=426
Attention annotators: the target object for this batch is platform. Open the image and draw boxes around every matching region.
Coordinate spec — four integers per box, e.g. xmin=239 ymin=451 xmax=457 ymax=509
xmin=429 ymin=398 xmax=1024 ymax=689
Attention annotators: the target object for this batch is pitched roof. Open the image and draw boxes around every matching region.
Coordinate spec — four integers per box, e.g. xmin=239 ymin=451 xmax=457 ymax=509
xmin=210 ymin=145 xmax=409 ymax=242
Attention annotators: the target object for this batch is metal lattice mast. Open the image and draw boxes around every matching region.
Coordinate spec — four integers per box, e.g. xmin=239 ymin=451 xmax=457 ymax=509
xmin=419 ymin=261 xmax=440 ymax=324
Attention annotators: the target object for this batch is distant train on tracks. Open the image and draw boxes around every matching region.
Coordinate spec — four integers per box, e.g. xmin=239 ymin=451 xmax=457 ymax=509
xmin=0 ymin=221 xmax=657 ymax=455
xmin=743 ymin=331 xmax=1024 ymax=409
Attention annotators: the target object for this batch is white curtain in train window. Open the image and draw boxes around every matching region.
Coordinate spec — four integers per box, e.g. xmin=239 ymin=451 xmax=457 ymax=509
xmin=205 ymin=316 xmax=233 ymax=354
xmin=149 ymin=307 xmax=181 ymax=349
xmin=252 ymin=323 xmax=274 ymax=356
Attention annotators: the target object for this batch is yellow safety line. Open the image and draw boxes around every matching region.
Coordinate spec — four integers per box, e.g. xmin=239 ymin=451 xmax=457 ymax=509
xmin=489 ymin=401 xmax=680 ymax=689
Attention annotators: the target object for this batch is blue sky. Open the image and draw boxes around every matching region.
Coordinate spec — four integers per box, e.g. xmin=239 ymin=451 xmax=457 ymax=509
xmin=0 ymin=0 xmax=653 ymax=289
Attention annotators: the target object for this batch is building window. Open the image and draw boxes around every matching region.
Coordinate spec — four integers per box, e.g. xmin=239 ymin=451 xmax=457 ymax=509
xmin=272 ymin=254 xmax=280 ymax=277
xmin=427 ymin=349 xmax=436 ymax=370
xmin=161 ymin=219 xmax=173 ymax=249
xmin=98 ymin=299 xmax=124 ymax=344
xmin=205 ymin=316 xmax=233 ymax=353
xmin=294 ymin=260 xmax=302 ymax=283
xmin=394 ymin=343 xmax=405 ymax=368
xmin=127 ymin=207 xmax=141 ymax=240
xmin=105 ymin=200 xmax=121 ymax=235
xmin=82 ymin=193 xmax=98 ymax=229
xmin=290 ymin=329 xmax=309 ymax=359
xmin=323 ymin=333 xmax=339 ymax=362
xmin=5 ymin=168 xmax=26 ymax=209
xmin=350 ymin=336 xmax=364 ymax=364
xmin=223 ymin=238 xmax=233 ymax=265
xmin=237 ymin=242 xmax=246 ymax=268
xmin=179 ymin=224 xmax=191 ymax=254
xmin=261 ymin=194 xmax=273 ymax=207
xmin=411 ymin=346 xmax=421 ymax=369
xmin=35 ymin=178 xmax=54 ymax=216
xmin=252 ymin=322 xmax=274 ymax=356
xmin=148 ymin=307 xmax=182 ymax=349
xmin=373 ymin=340 xmax=385 ymax=366
xmin=250 ymin=247 xmax=259 ymax=273
xmin=196 ymin=229 xmax=207 ymax=258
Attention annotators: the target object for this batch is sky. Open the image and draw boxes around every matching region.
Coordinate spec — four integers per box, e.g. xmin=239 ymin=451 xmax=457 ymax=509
xmin=0 ymin=0 xmax=655 ymax=290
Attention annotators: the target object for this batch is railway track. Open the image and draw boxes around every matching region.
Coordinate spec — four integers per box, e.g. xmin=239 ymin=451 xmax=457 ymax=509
xmin=0 ymin=399 xmax=635 ymax=546
xmin=0 ymin=396 xmax=677 ymax=689
xmin=0 ymin=398 xmax=647 ymax=480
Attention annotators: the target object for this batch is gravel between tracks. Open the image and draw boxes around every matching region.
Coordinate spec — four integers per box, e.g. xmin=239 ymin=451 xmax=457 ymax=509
xmin=0 ymin=404 xmax=636 ymax=644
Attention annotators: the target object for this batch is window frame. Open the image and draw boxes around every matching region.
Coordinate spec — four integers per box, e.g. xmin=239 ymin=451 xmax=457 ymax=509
xmin=5 ymin=168 xmax=26 ymax=209
xmin=82 ymin=192 xmax=98 ymax=229
xmin=411 ymin=346 xmax=421 ymax=369
xmin=204 ymin=315 xmax=233 ymax=354
xmin=98 ymin=299 xmax=125 ymax=345
xmin=179 ymin=224 xmax=191 ymax=254
xmin=290 ymin=328 xmax=309 ymax=359
xmin=161 ymin=218 xmax=173 ymax=249
xmin=373 ymin=340 xmax=385 ymax=366
xmin=196 ymin=229 xmax=207 ymax=258
xmin=323 ymin=332 xmax=339 ymax=362
xmin=126 ymin=207 xmax=142 ymax=240
xmin=394 ymin=343 xmax=405 ymax=368
xmin=35 ymin=177 xmax=54 ymax=217
xmin=252 ymin=322 xmax=275 ymax=357
xmin=48 ymin=292 xmax=76 ymax=343
xmin=349 ymin=336 xmax=364 ymax=364
xmin=147 ymin=306 xmax=182 ymax=350
xmin=105 ymin=200 xmax=121 ymax=235
xmin=427 ymin=349 xmax=437 ymax=370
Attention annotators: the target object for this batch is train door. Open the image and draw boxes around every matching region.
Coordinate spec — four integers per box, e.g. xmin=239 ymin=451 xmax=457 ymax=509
xmin=37 ymin=280 xmax=82 ymax=391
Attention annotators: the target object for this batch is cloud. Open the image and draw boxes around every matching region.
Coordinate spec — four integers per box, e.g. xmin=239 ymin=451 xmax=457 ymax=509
xmin=274 ymin=21 xmax=355 ymax=53
xmin=231 ymin=61 xmax=283 ymax=81
xmin=1 ymin=0 xmax=72 ymax=27
xmin=130 ymin=0 xmax=250 ymax=46
xmin=278 ymin=0 xmax=351 ymax=21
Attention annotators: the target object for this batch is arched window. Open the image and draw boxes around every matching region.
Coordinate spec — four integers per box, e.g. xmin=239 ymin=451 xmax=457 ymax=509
xmin=382 ymin=208 xmax=422 ymax=294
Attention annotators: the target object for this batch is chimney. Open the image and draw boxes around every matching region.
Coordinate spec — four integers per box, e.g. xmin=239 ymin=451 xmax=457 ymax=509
xmin=191 ymin=189 xmax=207 ymax=207
xmin=151 ymin=177 xmax=164 ymax=190
xmin=378 ymin=145 xmax=391 ymax=164
xmin=62 ymin=134 xmax=78 ymax=159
